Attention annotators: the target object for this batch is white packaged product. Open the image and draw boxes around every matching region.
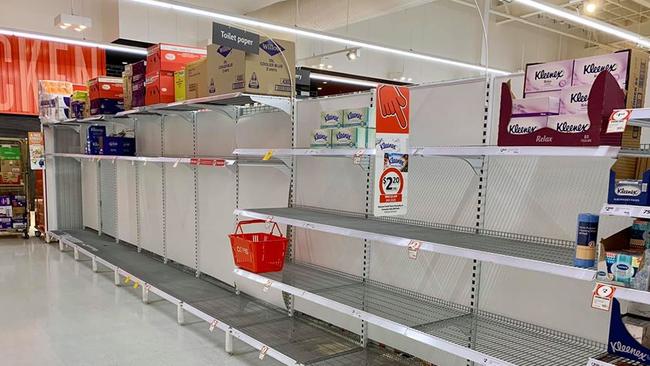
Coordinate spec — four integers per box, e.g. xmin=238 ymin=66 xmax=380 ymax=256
xmin=546 ymin=114 xmax=590 ymax=133
xmin=559 ymin=85 xmax=590 ymax=114
xmin=310 ymin=129 xmax=331 ymax=148
xmin=343 ymin=108 xmax=369 ymax=127
xmin=320 ymin=110 xmax=343 ymax=129
xmin=506 ymin=116 xmax=548 ymax=135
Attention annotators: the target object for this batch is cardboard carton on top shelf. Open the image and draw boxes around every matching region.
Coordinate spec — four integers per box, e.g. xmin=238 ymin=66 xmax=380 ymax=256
xmin=88 ymin=77 xmax=124 ymax=101
xmin=185 ymin=37 xmax=295 ymax=98
xmin=174 ymin=70 xmax=186 ymax=102
xmin=123 ymin=65 xmax=133 ymax=110
xmin=145 ymin=71 xmax=175 ymax=105
xmin=146 ymin=43 xmax=206 ymax=73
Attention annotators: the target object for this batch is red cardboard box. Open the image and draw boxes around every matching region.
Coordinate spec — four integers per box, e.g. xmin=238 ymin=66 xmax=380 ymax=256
xmin=89 ymin=77 xmax=124 ymax=100
xmin=145 ymin=71 xmax=175 ymax=105
xmin=146 ymin=44 xmax=206 ymax=73
xmin=0 ymin=173 xmax=21 ymax=185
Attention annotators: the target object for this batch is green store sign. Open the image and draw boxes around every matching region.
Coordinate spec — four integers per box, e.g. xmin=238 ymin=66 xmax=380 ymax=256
xmin=0 ymin=146 xmax=21 ymax=160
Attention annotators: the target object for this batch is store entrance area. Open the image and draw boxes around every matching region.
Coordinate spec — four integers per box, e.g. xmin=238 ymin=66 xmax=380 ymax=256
xmin=0 ymin=238 xmax=277 ymax=366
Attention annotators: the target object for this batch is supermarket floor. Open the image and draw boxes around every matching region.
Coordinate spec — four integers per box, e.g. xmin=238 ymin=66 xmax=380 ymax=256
xmin=0 ymin=236 xmax=280 ymax=366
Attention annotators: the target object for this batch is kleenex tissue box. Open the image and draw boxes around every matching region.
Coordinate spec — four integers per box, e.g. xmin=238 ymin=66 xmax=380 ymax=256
xmin=321 ymin=110 xmax=343 ymax=129
xmin=311 ymin=129 xmax=331 ymax=148
xmin=512 ymin=96 xmax=559 ymax=116
xmin=332 ymin=127 xmax=375 ymax=148
xmin=560 ymin=85 xmax=590 ymax=114
xmin=343 ymin=108 xmax=369 ymax=127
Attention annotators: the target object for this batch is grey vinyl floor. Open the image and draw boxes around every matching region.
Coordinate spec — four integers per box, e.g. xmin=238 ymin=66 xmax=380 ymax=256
xmin=0 ymin=236 xmax=280 ymax=366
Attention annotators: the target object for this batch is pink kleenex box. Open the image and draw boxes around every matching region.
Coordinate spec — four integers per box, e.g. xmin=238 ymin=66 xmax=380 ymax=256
xmin=512 ymin=96 xmax=560 ymax=116
xmin=560 ymin=85 xmax=591 ymax=114
xmin=572 ymin=52 xmax=628 ymax=89
xmin=525 ymin=60 xmax=573 ymax=94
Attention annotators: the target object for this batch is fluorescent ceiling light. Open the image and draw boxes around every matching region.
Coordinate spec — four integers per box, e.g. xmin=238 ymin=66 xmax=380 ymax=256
xmin=310 ymin=73 xmax=380 ymax=88
xmin=131 ymin=0 xmax=509 ymax=75
xmin=513 ymin=0 xmax=650 ymax=48
xmin=0 ymin=27 xmax=147 ymax=55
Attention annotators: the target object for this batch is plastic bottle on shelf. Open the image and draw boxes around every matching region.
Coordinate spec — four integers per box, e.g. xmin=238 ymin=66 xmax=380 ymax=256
xmin=574 ymin=213 xmax=599 ymax=268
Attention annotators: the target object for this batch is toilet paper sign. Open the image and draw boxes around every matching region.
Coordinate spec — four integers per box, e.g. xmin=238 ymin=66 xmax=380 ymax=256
xmin=373 ymin=85 xmax=410 ymax=216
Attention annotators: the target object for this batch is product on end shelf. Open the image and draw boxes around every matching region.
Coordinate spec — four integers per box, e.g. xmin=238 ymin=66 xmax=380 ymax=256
xmin=0 ymin=217 xmax=12 ymax=229
xmin=320 ymin=110 xmax=343 ymax=129
xmin=174 ymin=70 xmax=186 ymax=102
xmin=623 ymin=314 xmax=650 ymax=348
xmin=310 ymin=129 xmax=331 ymax=148
xmin=1 ymin=160 xmax=21 ymax=174
xmin=0 ymin=206 xmax=13 ymax=217
xmin=598 ymin=227 xmax=647 ymax=287
xmin=545 ymin=113 xmax=590 ymax=134
xmin=88 ymin=77 xmax=123 ymax=101
xmin=524 ymin=60 xmax=573 ymax=95
xmin=146 ymin=43 xmax=206 ymax=74
xmin=574 ymin=213 xmax=598 ymax=268
xmin=332 ymin=127 xmax=375 ymax=149
xmin=145 ymin=71 xmax=175 ymax=105
xmin=512 ymin=96 xmax=560 ymax=116
xmin=343 ymin=108 xmax=370 ymax=127
xmin=608 ymin=170 xmax=650 ymax=206
xmin=630 ymin=219 xmax=650 ymax=248
xmin=572 ymin=52 xmax=629 ymax=89
xmin=0 ymin=196 xmax=11 ymax=206
xmin=12 ymin=195 xmax=26 ymax=207
xmin=559 ymin=85 xmax=590 ymax=114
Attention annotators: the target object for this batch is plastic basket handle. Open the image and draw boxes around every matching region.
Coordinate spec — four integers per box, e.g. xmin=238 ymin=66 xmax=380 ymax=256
xmin=235 ymin=219 xmax=284 ymax=237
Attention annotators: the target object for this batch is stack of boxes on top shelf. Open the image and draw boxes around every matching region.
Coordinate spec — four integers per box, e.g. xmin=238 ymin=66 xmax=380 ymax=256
xmin=89 ymin=77 xmax=125 ymax=115
xmin=311 ymin=108 xmax=375 ymax=149
xmin=144 ymin=44 xmax=206 ymax=105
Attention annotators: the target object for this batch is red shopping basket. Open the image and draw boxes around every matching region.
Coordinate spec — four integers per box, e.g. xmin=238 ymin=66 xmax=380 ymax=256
xmin=229 ymin=219 xmax=288 ymax=273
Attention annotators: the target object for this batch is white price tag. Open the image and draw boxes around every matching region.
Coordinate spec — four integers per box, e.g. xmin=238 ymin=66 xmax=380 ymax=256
xmin=209 ymin=319 xmax=218 ymax=332
xmin=144 ymin=284 xmax=151 ymax=291
xmin=352 ymin=150 xmax=364 ymax=165
xmin=600 ymin=205 xmax=617 ymax=215
xmin=264 ymin=216 xmax=273 ymax=229
xmin=173 ymin=158 xmax=180 ymax=168
xmin=259 ymin=345 xmax=269 ymax=360
xmin=591 ymin=283 xmax=616 ymax=311
xmin=638 ymin=207 xmax=650 ymax=219
xmin=607 ymin=109 xmax=632 ymax=133
xmin=407 ymin=240 xmax=421 ymax=260
xmin=586 ymin=358 xmax=615 ymax=366
xmin=263 ymin=280 xmax=273 ymax=293
xmin=498 ymin=148 xmax=520 ymax=155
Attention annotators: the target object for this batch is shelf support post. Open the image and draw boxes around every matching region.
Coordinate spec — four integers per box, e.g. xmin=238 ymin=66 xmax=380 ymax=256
xmin=161 ymin=116 xmax=168 ymax=264
xmin=142 ymin=285 xmax=149 ymax=304
xmin=114 ymin=269 xmax=120 ymax=286
xmin=73 ymin=247 xmax=79 ymax=260
xmin=192 ymin=111 xmax=200 ymax=278
xmin=225 ymin=330 xmax=234 ymax=354
xmin=177 ymin=302 xmax=184 ymax=324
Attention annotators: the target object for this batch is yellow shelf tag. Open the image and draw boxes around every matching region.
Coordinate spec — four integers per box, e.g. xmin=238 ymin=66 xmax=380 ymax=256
xmin=262 ymin=150 xmax=273 ymax=161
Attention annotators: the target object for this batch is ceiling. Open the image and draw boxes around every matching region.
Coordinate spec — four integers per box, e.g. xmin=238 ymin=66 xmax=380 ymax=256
xmin=174 ymin=0 xmax=285 ymax=14
xmin=488 ymin=0 xmax=650 ymax=50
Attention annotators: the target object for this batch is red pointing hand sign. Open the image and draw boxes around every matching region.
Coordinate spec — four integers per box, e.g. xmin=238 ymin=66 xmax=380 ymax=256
xmin=377 ymin=85 xmax=409 ymax=133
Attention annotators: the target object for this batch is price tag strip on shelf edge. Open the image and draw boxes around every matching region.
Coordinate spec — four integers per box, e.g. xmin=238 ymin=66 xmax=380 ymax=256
xmin=592 ymin=283 xmax=616 ymax=311
xmin=373 ymin=85 xmax=410 ymax=217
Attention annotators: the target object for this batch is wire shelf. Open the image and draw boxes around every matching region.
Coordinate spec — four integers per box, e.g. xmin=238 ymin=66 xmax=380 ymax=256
xmin=236 ymin=206 xmax=595 ymax=280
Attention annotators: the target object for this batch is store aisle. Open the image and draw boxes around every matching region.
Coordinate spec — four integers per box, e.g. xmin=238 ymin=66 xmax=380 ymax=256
xmin=0 ymin=237 xmax=279 ymax=366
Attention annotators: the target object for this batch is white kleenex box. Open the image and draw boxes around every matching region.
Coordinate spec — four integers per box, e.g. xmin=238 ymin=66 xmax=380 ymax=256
xmin=525 ymin=60 xmax=574 ymax=94
xmin=546 ymin=113 xmax=591 ymax=134
xmin=572 ymin=52 xmax=628 ymax=89
xmin=512 ymin=96 xmax=559 ymax=116
xmin=332 ymin=127 xmax=375 ymax=148
xmin=320 ymin=110 xmax=343 ymax=129
xmin=506 ymin=116 xmax=548 ymax=135
xmin=560 ymin=85 xmax=591 ymax=114
xmin=310 ymin=129 xmax=331 ymax=148
xmin=343 ymin=108 xmax=369 ymax=127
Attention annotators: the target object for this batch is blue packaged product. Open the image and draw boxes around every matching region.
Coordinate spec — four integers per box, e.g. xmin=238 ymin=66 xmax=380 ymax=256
xmin=86 ymin=125 xmax=106 ymax=155
xmin=105 ymin=137 xmax=136 ymax=156
xmin=574 ymin=213 xmax=599 ymax=268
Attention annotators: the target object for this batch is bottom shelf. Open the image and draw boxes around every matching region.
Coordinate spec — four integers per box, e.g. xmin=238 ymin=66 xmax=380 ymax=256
xmin=49 ymin=228 xmax=426 ymax=366
xmin=236 ymin=262 xmax=605 ymax=366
